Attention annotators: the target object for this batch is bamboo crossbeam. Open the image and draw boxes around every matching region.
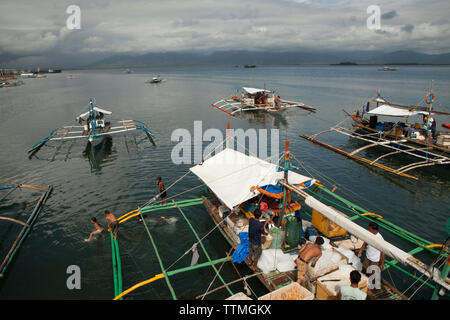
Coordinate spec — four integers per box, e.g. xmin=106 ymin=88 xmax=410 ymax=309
xmin=0 ymin=217 xmax=30 ymax=227
xmin=300 ymin=134 xmax=418 ymax=180
xmin=195 ymin=272 xmax=262 ymax=299
xmin=118 ymin=198 xmax=204 ymax=224
xmin=110 ymin=235 xmax=123 ymax=299
xmin=139 ymin=211 xmax=177 ymax=300
xmin=113 ymin=257 xmax=230 ymax=300
xmin=0 ymin=186 xmax=52 ymax=277
xmin=17 ymin=184 xmax=50 ymax=192
xmin=173 ymin=201 xmax=234 ymax=296
xmin=111 ymin=233 xmax=119 ymax=297
xmin=339 ymin=126 xmax=449 ymax=161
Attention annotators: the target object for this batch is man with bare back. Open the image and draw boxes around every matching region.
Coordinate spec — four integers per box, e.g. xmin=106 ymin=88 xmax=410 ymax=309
xmin=296 ymin=236 xmax=324 ymax=285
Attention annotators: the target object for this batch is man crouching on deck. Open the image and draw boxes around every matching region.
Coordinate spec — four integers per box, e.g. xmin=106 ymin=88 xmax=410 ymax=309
xmin=296 ymin=237 xmax=324 ymax=285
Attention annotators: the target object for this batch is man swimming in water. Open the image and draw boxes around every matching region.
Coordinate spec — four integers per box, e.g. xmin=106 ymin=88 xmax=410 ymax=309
xmin=84 ymin=217 xmax=103 ymax=242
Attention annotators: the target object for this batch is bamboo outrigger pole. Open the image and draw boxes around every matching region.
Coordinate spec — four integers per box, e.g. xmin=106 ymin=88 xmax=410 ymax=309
xmin=300 ymin=134 xmax=419 ymax=180
xmin=0 ymin=186 xmax=53 ymax=277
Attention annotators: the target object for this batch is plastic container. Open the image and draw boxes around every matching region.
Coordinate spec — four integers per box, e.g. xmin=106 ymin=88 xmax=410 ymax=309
xmin=286 ymin=216 xmax=302 ymax=247
xmin=258 ymin=282 xmax=314 ymax=300
xmin=269 ymin=227 xmax=284 ymax=249
xmin=311 ymin=209 xmax=347 ymax=238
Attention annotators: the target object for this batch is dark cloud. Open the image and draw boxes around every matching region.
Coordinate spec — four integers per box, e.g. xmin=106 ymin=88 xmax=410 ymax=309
xmin=401 ymin=24 xmax=414 ymax=33
xmin=381 ymin=10 xmax=397 ymax=20
xmin=0 ymin=0 xmax=449 ymax=67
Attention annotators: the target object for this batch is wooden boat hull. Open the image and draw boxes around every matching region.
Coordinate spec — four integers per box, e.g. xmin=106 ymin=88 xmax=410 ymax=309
xmin=202 ymin=195 xmax=297 ymax=293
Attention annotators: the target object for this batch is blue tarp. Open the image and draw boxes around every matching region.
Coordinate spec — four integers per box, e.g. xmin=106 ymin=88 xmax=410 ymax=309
xmin=231 ymin=232 xmax=249 ymax=263
xmin=258 ymin=180 xmax=313 ymax=197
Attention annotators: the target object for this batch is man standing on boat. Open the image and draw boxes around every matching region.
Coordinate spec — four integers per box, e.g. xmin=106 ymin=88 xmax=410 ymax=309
xmin=248 ymin=209 xmax=272 ymax=271
xmin=156 ymin=177 xmax=167 ymax=205
xmin=274 ymin=95 xmax=281 ymax=108
xmin=358 ymin=222 xmax=385 ymax=275
xmin=295 ymin=236 xmax=324 ymax=285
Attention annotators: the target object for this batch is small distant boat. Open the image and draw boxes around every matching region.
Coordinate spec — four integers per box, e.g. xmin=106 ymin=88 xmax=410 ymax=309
xmin=0 ymin=80 xmax=24 ymax=88
xmin=124 ymin=69 xmax=132 ymax=74
xmin=20 ymin=73 xmax=37 ymax=78
xmin=244 ymin=65 xmax=256 ymax=68
xmin=146 ymin=75 xmax=163 ymax=84
xmin=212 ymin=87 xmax=315 ymax=116
xmin=378 ymin=66 xmax=398 ymax=71
xmin=27 ymin=98 xmax=156 ymax=159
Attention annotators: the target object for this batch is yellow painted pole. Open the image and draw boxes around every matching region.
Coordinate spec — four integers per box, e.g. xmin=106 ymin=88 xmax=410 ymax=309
xmin=113 ymin=273 xmax=165 ymax=300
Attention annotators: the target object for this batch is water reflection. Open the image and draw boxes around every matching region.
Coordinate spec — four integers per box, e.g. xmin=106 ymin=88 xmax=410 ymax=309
xmin=83 ymin=135 xmax=114 ymax=172
xmin=233 ymin=110 xmax=290 ymax=128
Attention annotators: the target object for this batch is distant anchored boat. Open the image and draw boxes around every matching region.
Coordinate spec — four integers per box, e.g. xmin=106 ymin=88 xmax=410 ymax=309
xmin=378 ymin=66 xmax=398 ymax=71
xmin=212 ymin=87 xmax=316 ymax=116
xmin=146 ymin=75 xmax=164 ymax=84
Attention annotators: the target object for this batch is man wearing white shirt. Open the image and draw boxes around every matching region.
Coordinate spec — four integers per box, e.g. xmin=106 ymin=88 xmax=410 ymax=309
xmin=358 ymin=222 xmax=385 ymax=275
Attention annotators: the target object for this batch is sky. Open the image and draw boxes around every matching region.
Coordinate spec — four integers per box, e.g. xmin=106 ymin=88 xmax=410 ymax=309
xmin=1 ymin=0 xmax=449 ymax=67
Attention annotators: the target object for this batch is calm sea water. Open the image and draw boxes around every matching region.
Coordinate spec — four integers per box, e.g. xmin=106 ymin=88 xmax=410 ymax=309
xmin=0 ymin=65 xmax=449 ymax=300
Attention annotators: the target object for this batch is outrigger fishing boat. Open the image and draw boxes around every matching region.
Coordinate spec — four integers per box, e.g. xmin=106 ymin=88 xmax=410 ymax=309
xmin=301 ymin=83 xmax=450 ymax=180
xmin=104 ymin=127 xmax=449 ymax=301
xmin=27 ymin=98 xmax=156 ymax=159
xmin=212 ymin=87 xmax=316 ymax=117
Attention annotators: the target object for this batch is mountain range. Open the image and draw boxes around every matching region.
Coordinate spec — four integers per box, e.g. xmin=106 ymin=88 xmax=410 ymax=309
xmin=86 ymin=50 xmax=450 ymax=69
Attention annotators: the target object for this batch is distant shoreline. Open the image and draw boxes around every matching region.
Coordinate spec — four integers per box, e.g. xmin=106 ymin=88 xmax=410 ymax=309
xmin=61 ymin=63 xmax=450 ymax=71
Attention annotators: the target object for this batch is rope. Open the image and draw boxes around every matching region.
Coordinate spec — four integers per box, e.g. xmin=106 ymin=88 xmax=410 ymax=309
xmin=199 ymin=247 xmax=234 ymax=300
xmin=407 ymin=256 xmax=447 ymax=300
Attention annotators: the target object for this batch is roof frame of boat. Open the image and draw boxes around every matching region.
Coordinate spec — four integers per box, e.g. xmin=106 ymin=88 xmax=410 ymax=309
xmin=301 ymin=123 xmax=450 ymax=180
xmin=301 ymin=84 xmax=450 ymax=179
xmin=27 ymin=99 xmax=156 ymax=158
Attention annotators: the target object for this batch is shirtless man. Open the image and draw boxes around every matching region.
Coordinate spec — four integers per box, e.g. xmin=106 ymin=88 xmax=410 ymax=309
xmin=296 ymin=237 xmax=324 ymax=285
xmin=105 ymin=210 xmax=119 ymax=240
xmin=156 ymin=177 xmax=167 ymax=205
xmin=84 ymin=217 xmax=103 ymax=242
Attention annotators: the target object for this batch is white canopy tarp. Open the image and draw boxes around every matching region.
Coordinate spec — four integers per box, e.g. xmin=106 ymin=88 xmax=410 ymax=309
xmin=242 ymin=87 xmax=271 ymax=95
xmin=77 ymin=106 xmax=112 ymax=119
xmin=190 ymin=148 xmax=314 ymax=209
xmin=367 ymin=104 xmax=433 ymax=117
